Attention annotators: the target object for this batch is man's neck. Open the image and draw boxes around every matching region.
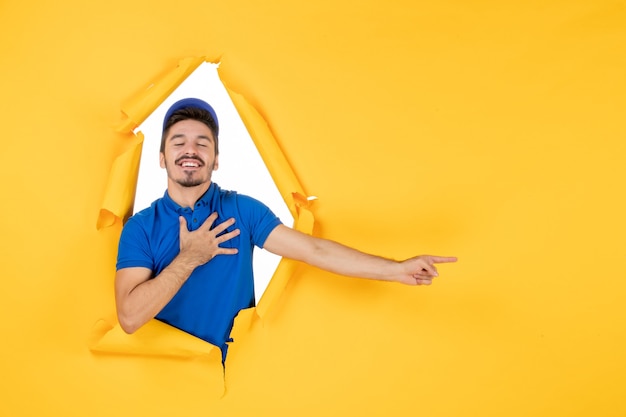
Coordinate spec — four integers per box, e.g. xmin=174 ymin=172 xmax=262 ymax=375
xmin=167 ymin=181 xmax=212 ymax=210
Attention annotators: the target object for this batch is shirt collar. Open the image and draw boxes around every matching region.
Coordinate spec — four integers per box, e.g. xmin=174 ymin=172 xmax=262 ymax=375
xmin=163 ymin=182 xmax=218 ymax=213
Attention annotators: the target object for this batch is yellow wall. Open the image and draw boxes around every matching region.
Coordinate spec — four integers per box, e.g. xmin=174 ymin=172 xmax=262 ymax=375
xmin=1 ymin=1 xmax=624 ymax=416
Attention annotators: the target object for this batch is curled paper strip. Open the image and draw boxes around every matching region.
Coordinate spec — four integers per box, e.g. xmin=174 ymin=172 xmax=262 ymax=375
xmin=88 ymin=319 xmax=225 ymax=397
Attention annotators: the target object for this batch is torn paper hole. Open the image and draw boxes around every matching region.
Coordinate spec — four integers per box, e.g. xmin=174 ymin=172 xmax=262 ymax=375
xmin=133 ymin=62 xmax=294 ymax=304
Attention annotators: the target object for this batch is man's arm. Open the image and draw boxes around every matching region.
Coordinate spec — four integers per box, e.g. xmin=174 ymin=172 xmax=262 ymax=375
xmin=115 ymin=213 xmax=240 ymax=333
xmin=263 ymin=225 xmax=456 ymax=285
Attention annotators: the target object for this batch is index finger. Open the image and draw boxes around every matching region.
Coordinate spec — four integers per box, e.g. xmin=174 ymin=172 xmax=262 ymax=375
xmin=198 ymin=212 xmax=219 ymax=230
xmin=211 ymin=218 xmax=237 ymax=236
xmin=430 ymin=256 xmax=458 ymax=264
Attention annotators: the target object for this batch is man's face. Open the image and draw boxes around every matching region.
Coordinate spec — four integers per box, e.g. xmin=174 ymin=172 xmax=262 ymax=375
xmin=159 ymin=119 xmax=219 ymax=188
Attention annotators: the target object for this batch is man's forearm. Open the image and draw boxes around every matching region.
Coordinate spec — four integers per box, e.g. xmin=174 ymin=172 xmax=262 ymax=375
xmin=264 ymin=225 xmax=403 ymax=281
xmin=301 ymin=237 xmax=402 ymax=281
xmin=116 ymin=254 xmax=198 ymax=333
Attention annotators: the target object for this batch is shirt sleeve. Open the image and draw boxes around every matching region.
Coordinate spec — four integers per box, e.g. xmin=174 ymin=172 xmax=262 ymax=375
xmin=116 ymin=217 xmax=154 ymax=271
xmin=234 ymin=194 xmax=282 ymax=248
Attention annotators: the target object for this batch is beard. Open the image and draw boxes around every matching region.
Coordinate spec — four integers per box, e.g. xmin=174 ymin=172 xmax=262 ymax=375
xmin=176 ymin=175 xmax=205 ymax=188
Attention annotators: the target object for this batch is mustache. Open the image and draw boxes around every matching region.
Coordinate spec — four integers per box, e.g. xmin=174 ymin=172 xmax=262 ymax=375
xmin=175 ymin=155 xmax=205 ymax=166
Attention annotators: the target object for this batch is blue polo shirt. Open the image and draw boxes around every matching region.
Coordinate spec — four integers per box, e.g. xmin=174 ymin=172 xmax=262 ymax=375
xmin=116 ymin=182 xmax=282 ymax=361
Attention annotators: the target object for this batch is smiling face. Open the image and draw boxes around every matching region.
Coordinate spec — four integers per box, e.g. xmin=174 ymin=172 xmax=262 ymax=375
xmin=159 ymin=119 xmax=219 ymax=189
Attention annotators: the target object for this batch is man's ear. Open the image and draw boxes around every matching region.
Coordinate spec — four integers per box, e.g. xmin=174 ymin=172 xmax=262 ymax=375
xmin=159 ymin=153 xmax=165 ymax=169
xmin=213 ymin=154 xmax=219 ymax=171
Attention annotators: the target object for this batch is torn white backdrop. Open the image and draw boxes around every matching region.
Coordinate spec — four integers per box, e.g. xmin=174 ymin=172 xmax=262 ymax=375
xmin=133 ymin=62 xmax=293 ymax=304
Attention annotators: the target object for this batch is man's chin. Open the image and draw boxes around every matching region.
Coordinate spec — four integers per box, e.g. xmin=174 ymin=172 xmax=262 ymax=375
xmin=174 ymin=175 xmax=209 ymax=188
xmin=178 ymin=180 xmax=206 ymax=188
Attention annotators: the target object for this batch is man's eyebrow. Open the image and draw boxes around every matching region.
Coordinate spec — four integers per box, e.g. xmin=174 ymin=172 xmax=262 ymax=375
xmin=168 ymin=134 xmax=213 ymax=141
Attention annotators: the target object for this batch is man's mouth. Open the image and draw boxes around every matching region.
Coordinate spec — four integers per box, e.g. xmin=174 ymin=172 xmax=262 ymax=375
xmin=176 ymin=157 xmax=204 ymax=168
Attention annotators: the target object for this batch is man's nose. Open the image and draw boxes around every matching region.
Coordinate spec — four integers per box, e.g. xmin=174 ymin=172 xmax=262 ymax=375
xmin=183 ymin=143 xmax=199 ymax=154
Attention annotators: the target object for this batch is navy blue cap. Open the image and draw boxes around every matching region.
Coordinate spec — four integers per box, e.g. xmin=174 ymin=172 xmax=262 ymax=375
xmin=162 ymin=98 xmax=219 ymax=135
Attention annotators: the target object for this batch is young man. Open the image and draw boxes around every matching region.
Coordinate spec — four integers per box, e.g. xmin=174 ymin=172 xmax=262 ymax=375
xmin=115 ymin=98 xmax=457 ymax=361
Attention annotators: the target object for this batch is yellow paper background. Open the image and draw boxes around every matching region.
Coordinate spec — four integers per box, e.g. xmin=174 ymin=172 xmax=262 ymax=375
xmin=1 ymin=1 xmax=624 ymax=416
